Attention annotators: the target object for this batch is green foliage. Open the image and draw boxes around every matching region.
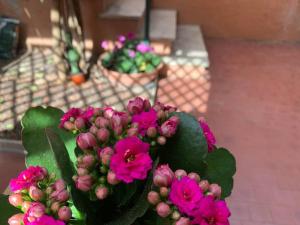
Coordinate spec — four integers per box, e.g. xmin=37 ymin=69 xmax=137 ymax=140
xmin=203 ymin=148 xmax=236 ymax=198
xmin=0 ymin=195 xmax=20 ymax=225
xmin=160 ymin=112 xmax=208 ymax=174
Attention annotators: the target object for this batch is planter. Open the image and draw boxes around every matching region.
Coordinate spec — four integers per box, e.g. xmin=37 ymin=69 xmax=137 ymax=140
xmin=98 ymin=54 xmax=164 ymax=86
xmin=70 ymin=72 xmax=86 ymax=85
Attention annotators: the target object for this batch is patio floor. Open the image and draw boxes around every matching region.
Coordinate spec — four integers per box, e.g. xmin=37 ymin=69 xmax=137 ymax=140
xmin=1 ymin=39 xmax=300 ymax=225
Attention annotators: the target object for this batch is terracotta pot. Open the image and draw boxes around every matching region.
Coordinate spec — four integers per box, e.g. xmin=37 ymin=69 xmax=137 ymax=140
xmin=70 ymin=73 xmax=86 ymax=85
xmin=98 ymin=54 xmax=164 ymax=86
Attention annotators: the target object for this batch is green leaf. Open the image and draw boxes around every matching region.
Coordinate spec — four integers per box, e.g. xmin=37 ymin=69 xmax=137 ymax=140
xmin=104 ymin=159 xmax=159 ymax=225
xmin=160 ymin=112 xmax=208 ymax=174
xmin=21 ymin=106 xmax=77 ymax=175
xmin=0 ymin=195 xmax=20 ymax=225
xmin=203 ymin=148 xmax=236 ymax=198
xmin=112 ymin=181 xmax=138 ymax=207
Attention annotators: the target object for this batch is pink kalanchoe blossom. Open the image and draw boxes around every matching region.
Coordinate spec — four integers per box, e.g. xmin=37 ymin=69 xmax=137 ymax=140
xmin=132 ymin=109 xmax=158 ymax=136
xmin=199 ymin=118 xmax=216 ymax=152
xmin=103 ymin=107 xmax=115 ymax=119
xmin=24 ymin=215 xmax=65 ymax=225
xmin=81 ymin=106 xmax=95 ymax=122
xmin=169 ymin=176 xmax=203 ymax=217
xmin=111 ymin=111 xmax=129 ymax=129
xmin=127 ymin=97 xmax=146 ymax=115
xmin=59 ymin=108 xmax=82 ymax=128
xmin=10 ymin=166 xmax=47 ymax=192
xmin=118 ymin=35 xmax=126 ymax=43
xmin=192 ymin=196 xmax=231 ymax=225
xmin=110 ymin=136 xmax=152 ymax=183
xmin=136 ymin=42 xmax=152 ymax=53
xmin=159 ymin=116 xmax=180 ymax=138
xmin=23 ymin=202 xmax=46 ymax=225
xmin=101 ymin=40 xmax=109 ymax=50
xmin=128 ymin=49 xmax=136 ymax=58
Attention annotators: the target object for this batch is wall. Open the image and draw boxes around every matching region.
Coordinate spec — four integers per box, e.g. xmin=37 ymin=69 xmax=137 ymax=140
xmin=153 ymin=0 xmax=300 ymax=42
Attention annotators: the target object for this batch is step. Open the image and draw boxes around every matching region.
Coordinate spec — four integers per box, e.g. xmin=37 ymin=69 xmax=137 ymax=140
xmin=101 ymin=0 xmax=145 ymax=19
xmin=163 ymin=25 xmax=210 ymax=68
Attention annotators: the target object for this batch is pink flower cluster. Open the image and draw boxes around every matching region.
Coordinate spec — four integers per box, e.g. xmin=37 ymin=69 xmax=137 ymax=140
xmin=8 ymin=167 xmax=72 ymax=225
xmin=61 ymin=97 xmax=179 ymax=200
xmin=147 ymin=165 xmax=231 ymax=225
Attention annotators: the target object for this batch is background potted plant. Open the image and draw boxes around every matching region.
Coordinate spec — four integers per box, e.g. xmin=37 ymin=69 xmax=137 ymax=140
xmin=99 ymin=34 xmax=163 ymax=86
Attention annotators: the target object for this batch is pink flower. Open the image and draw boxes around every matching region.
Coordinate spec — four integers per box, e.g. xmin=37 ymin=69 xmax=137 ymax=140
xmin=136 ymin=42 xmax=152 ymax=53
xmin=169 ymin=177 xmax=203 ymax=217
xmin=118 ymin=35 xmax=126 ymax=43
xmin=76 ymin=132 xmax=97 ymax=150
xmin=101 ymin=40 xmax=109 ymax=50
xmin=25 ymin=215 xmax=65 ymax=225
xmin=199 ymin=119 xmax=216 ymax=152
xmin=59 ymin=108 xmax=82 ymax=128
xmin=127 ymin=97 xmax=148 ymax=115
xmin=132 ymin=109 xmax=158 ymax=136
xmin=111 ymin=111 xmax=129 ymax=129
xmin=10 ymin=166 xmax=47 ymax=192
xmin=192 ymin=196 xmax=230 ymax=225
xmin=110 ymin=137 xmax=152 ymax=183
xmin=159 ymin=116 xmax=179 ymax=138
xmin=23 ymin=202 xmax=46 ymax=225
xmin=153 ymin=164 xmax=174 ymax=187
xmin=81 ymin=107 xmax=95 ymax=122
xmin=128 ymin=50 xmax=136 ymax=58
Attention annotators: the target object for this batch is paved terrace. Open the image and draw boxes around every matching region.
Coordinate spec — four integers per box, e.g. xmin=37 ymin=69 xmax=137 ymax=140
xmin=1 ymin=39 xmax=300 ymax=225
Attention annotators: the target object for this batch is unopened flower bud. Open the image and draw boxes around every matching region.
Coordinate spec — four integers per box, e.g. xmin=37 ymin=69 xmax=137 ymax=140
xmin=157 ymin=136 xmax=166 ymax=145
xmin=57 ymin=190 xmax=69 ymax=202
xmin=103 ymin=107 xmax=115 ymax=119
xmin=188 ymin=172 xmax=200 ymax=183
xmin=157 ymin=110 xmax=166 ymax=120
xmin=27 ymin=202 xmax=45 ymax=218
xmin=58 ymin=206 xmax=72 ymax=221
xmin=97 ymin=128 xmax=110 ymax=142
xmin=147 ymin=127 xmax=157 ymax=138
xmin=100 ymin=147 xmax=114 ymax=165
xmin=95 ymin=186 xmax=109 ymax=200
xmin=8 ymin=214 xmax=24 ymax=225
xmin=209 ymin=183 xmax=222 ymax=198
xmin=82 ymin=154 xmax=95 ymax=168
xmin=154 ymin=164 xmax=174 ymax=187
xmin=76 ymin=132 xmax=97 ymax=150
xmin=77 ymin=168 xmax=89 ymax=176
xmin=160 ymin=187 xmax=169 ymax=197
xmin=175 ymin=169 xmax=187 ymax=179
xmin=156 ymin=202 xmax=171 ymax=218
xmin=114 ymin=126 xmax=123 ymax=136
xmin=199 ymin=180 xmax=210 ymax=192
xmin=147 ymin=191 xmax=160 ymax=205
xmin=107 ymin=170 xmax=120 ymax=185
xmin=9 ymin=193 xmax=23 ymax=207
xmin=95 ymin=117 xmax=110 ymax=128
xmin=127 ymin=97 xmax=144 ymax=115
xmin=171 ymin=211 xmax=181 ymax=221
xmin=160 ymin=117 xmax=179 ymax=138
xmin=63 ymin=121 xmax=75 ymax=131
xmin=127 ymin=127 xmax=138 ymax=136
xmin=29 ymin=186 xmax=44 ymax=201
xmin=143 ymin=99 xmax=151 ymax=111
xmin=89 ymin=125 xmax=98 ymax=134
xmin=50 ymin=202 xmax=60 ymax=213
xmin=22 ymin=201 xmax=31 ymax=213
xmin=175 ymin=217 xmax=190 ymax=225
xmin=75 ymin=117 xmax=85 ymax=130
xmin=75 ymin=175 xmax=93 ymax=192
xmin=53 ymin=179 xmax=66 ymax=191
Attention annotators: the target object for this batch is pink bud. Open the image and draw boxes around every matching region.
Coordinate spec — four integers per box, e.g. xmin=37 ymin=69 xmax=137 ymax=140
xmin=76 ymin=132 xmax=97 ymax=150
xmin=127 ymin=97 xmax=144 ymax=115
xmin=29 ymin=186 xmax=44 ymax=201
xmin=143 ymin=99 xmax=151 ymax=111
xmin=75 ymin=175 xmax=93 ymax=192
xmin=147 ymin=127 xmax=157 ymax=138
xmin=157 ymin=136 xmax=166 ymax=145
xmin=103 ymin=107 xmax=115 ymax=119
xmin=127 ymin=127 xmax=138 ymax=136
xmin=95 ymin=117 xmax=110 ymax=128
xmin=63 ymin=121 xmax=75 ymax=131
xmin=153 ymin=164 xmax=174 ymax=187
xmin=95 ymin=186 xmax=109 ymax=200
xmin=111 ymin=112 xmax=129 ymax=128
xmin=97 ymin=128 xmax=110 ymax=142
xmin=82 ymin=154 xmax=95 ymax=168
xmin=159 ymin=187 xmax=169 ymax=197
xmin=8 ymin=214 xmax=24 ymax=225
xmin=53 ymin=179 xmax=66 ymax=191
xmin=171 ymin=211 xmax=181 ymax=220
xmin=209 ymin=183 xmax=222 ymax=198
xmin=57 ymin=190 xmax=69 ymax=202
xmin=114 ymin=125 xmax=123 ymax=136
xmin=27 ymin=202 xmax=45 ymax=218
xmin=175 ymin=217 xmax=191 ymax=225
xmin=157 ymin=110 xmax=166 ymax=120
xmin=9 ymin=193 xmax=23 ymax=207
xmin=160 ymin=117 xmax=179 ymax=138
xmin=147 ymin=191 xmax=160 ymax=205
xmin=50 ymin=202 xmax=60 ymax=213
xmin=107 ymin=170 xmax=120 ymax=185
xmin=156 ymin=202 xmax=171 ymax=218
xmin=188 ymin=172 xmax=200 ymax=182
xmin=199 ymin=180 xmax=210 ymax=192
xmin=75 ymin=117 xmax=85 ymax=130
xmin=89 ymin=125 xmax=98 ymax=134
xmin=58 ymin=206 xmax=72 ymax=221
xmin=175 ymin=169 xmax=187 ymax=179
xmin=100 ymin=147 xmax=114 ymax=165
xmin=21 ymin=201 xmax=31 ymax=213
xmin=77 ymin=168 xmax=89 ymax=176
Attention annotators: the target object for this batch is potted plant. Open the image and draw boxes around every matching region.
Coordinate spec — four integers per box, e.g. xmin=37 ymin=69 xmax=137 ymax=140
xmin=99 ymin=34 xmax=163 ymax=86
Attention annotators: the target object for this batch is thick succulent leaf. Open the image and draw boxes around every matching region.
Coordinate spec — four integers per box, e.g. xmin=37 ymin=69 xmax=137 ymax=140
xmin=21 ymin=106 xmax=77 ymax=174
xmin=160 ymin=112 xmax=208 ymax=174
xmin=0 ymin=195 xmax=20 ymax=225
xmin=104 ymin=159 xmax=159 ymax=225
xmin=203 ymin=148 xmax=236 ymax=198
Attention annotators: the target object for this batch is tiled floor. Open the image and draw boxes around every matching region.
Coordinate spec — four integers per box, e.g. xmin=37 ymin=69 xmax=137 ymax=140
xmin=1 ymin=39 xmax=300 ymax=224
